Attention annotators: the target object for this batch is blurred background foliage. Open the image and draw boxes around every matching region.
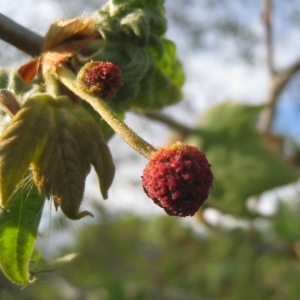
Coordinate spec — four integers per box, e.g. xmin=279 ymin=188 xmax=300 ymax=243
xmin=1 ymin=0 xmax=300 ymax=299
xmin=1 ymin=202 xmax=300 ymax=300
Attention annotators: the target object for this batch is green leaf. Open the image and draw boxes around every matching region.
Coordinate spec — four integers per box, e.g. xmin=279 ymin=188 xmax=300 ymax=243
xmin=188 ymin=102 xmax=300 ymax=217
xmin=0 ymin=68 xmax=30 ymax=96
xmin=32 ymin=99 xmax=93 ymax=220
xmin=71 ymin=103 xmax=115 ymax=199
xmin=30 ymin=95 xmax=115 ymax=219
xmin=77 ymin=0 xmax=184 ymax=112
xmin=1 ymin=92 xmax=114 ymax=220
xmin=0 ymin=94 xmax=54 ymax=207
xmin=0 ymin=68 xmax=44 ymax=105
xmin=198 ymin=101 xmax=266 ymax=133
xmin=0 ymin=175 xmax=45 ymax=285
xmin=272 ymin=202 xmax=300 ymax=241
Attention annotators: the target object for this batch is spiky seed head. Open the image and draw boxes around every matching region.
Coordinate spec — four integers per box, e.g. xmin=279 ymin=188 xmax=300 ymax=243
xmin=142 ymin=142 xmax=213 ymax=217
xmin=77 ymin=61 xmax=122 ymax=99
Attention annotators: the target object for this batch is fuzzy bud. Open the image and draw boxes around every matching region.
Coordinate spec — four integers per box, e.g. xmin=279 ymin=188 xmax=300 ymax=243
xmin=77 ymin=61 xmax=122 ymax=99
xmin=142 ymin=142 xmax=213 ymax=217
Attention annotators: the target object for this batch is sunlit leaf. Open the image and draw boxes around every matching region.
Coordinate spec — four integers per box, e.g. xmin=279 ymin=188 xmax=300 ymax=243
xmin=71 ymin=103 xmax=115 ymax=199
xmin=0 ymin=68 xmax=44 ymax=106
xmin=18 ymin=59 xmax=40 ymax=84
xmin=0 ymin=95 xmax=53 ymax=207
xmin=43 ymin=17 xmax=98 ymax=52
xmin=0 ymin=92 xmax=114 ymax=219
xmin=0 ymin=175 xmax=45 ymax=284
xmin=29 ymin=95 xmax=115 ymax=219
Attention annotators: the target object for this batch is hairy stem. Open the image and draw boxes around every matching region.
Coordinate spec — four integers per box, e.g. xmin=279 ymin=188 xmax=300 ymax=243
xmin=0 ymin=14 xmax=43 ymax=57
xmin=56 ymin=67 xmax=157 ymax=159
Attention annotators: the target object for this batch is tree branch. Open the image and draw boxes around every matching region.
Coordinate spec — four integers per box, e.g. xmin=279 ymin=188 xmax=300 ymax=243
xmin=259 ymin=0 xmax=300 ymax=134
xmin=0 ymin=13 xmax=43 ymax=57
xmin=139 ymin=111 xmax=194 ymax=135
xmin=263 ymin=0 xmax=274 ymax=76
xmin=136 ymin=110 xmax=207 ymax=139
xmin=260 ymin=59 xmax=300 ymax=133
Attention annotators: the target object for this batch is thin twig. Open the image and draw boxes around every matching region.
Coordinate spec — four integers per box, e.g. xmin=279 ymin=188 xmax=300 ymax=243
xmin=262 ymin=59 xmax=300 ymax=132
xmin=139 ymin=110 xmax=194 ymax=134
xmin=0 ymin=13 xmax=43 ymax=57
xmin=263 ymin=0 xmax=274 ymax=77
xmin=259 ymin=0 xmax=300 ymax=133
xmin=259 ymin=0 xmax=275 ymax=133
xmin=137 ymin=110 xmax=207 ymax=138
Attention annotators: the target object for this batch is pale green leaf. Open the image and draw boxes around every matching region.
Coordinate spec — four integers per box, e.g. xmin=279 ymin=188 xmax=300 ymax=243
xmin=0 ymin=68 xmax=44 ymax=104
xmin=31 ymin=95 xmax=115 ymax=219
xmin=0 ymin=94 xmax=53 ymax=207
xmin=71 ymin=104 xmax=115 ymax=199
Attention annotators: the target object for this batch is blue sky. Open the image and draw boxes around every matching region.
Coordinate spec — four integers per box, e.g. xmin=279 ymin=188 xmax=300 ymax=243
xmin=272 ymin=73 xmax=300 ymax=142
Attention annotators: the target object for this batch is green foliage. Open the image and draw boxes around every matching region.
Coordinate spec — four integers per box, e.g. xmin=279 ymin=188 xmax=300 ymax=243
xmin=0 ymin=68 xmax=32 ymax=99
xmin=0 ymin=95 xmax=50 ymax=207
xmin=0 ymin=175 xmax=45 ymax=285
xmin=0 ymin=93 xmax=115 ymax=219
xmin=4 ymin=204 xmax=300 ymax=299
xmin=47 ymin=204 xmax=300 ymax=299
xmin=0 ymin=68 xmax=43 ymax=103
xmin=0 ymin=90 xmax=113 ymax=284
xmin=1 ymin=0 xmax=300 ymax=296
xmin=78 ymin=0 xmax=184 ymax=112
xmin=0 ymin=0 xmax=185 ymax=285
xmin=188 ymin=102 xmax=300 ymax=217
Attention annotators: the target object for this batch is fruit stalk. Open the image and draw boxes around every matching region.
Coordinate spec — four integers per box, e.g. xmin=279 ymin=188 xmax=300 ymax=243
xmin=56 ymin=66 xmax=157 ymax=158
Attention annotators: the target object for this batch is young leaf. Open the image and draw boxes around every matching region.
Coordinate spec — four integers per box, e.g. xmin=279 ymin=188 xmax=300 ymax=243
xmin=75 ymin=0 xmax=184 ymax=112
xmin=0 ymin=68 xmax=44 ymax=103
xmin=0 ymin=175 xmax=45 ymax=285
xmin=43 ymin=17 xmax=98 ymax=52
xmin=30 ymin=95 xmax=115 ymax=219
xmin=41 ymin=17 xmax=100 ymax=78
xmin=0 ymin=68 xmax=30 ymax=96
xmin=71 ymin=103 xmax=115 ymax=199
xmin=0 ymin=95 xmax=53 ymax=207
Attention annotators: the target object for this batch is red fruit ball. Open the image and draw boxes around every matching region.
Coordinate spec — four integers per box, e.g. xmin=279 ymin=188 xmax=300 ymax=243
xmin=142 ymin=142 xmax=213 ymax=217
xmin=79 ymin=61 xmax=122 ymax=99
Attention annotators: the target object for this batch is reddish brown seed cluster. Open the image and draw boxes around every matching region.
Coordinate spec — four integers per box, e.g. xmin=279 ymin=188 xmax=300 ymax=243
xmin=80 ymin=61 xmax=122 ymax=99
xmin=142 ymin=142 xmax=213 ymax=217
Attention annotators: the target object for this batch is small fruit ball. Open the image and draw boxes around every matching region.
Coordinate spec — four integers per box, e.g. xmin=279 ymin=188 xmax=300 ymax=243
xmin=78 ymin=61 xmax=122 ymax=99
xmin=142 ymin=142 xmax=213 ymax=217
